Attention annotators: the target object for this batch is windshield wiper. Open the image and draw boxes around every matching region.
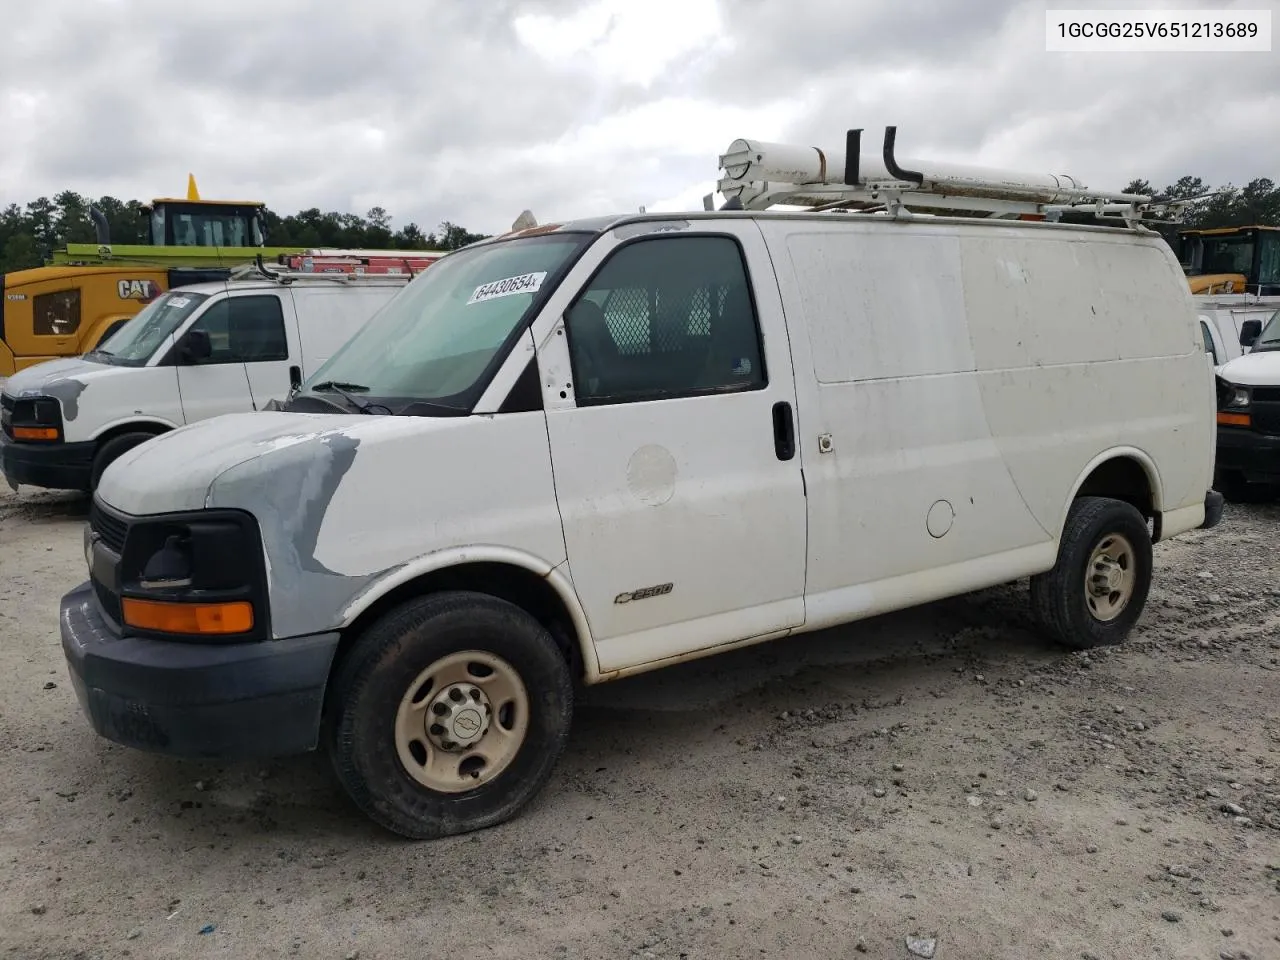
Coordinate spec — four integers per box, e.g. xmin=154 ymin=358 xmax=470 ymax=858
xmin=309 ymin=381 xmax=396 ymax=415
xmin=397 ymin=399 xmax=470 ymax=417
xmin=310 ymin=380 xmax=377 ymax=414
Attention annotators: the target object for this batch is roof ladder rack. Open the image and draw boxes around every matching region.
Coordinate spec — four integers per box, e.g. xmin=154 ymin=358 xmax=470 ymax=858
xmin=712 ymin=125 xmax=1194 ymax=228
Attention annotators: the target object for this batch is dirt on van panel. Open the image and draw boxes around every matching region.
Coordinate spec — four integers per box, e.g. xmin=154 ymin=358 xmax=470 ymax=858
xmin=0 ymin=482 xmax=1277 ymax=960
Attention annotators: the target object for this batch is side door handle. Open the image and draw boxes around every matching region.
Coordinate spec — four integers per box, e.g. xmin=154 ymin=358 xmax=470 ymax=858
xmin=772 ymin=400 xmax=796 ymax=461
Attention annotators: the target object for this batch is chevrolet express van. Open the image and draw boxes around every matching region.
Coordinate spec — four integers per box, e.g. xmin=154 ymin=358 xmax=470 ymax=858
xmin=1212 ymin=303 xmax=1280 ymax=497
xmin=1196 ymin=298 xmax=1279 ymax=371
xmin=1 ymin=273 xmax=411 ymax=494
xmin=57 ymin=138 xmax=1223 ymax=841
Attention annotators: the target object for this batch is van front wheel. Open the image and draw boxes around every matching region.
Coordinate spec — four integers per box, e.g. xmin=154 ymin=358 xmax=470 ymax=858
xmin=89 ymin=432 xmax=158 ymax=493
xmin=1030 ymin=496 xmax=1153 ymax=650
xmin=327 ymin=591 xmax=574 ymax=840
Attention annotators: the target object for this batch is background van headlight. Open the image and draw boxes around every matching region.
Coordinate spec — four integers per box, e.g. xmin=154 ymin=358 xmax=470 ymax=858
xmin=1225 ymin=386 xmax=1251 ymax=409
xmin=1217 ymin=383 xmax=1253 ymax=428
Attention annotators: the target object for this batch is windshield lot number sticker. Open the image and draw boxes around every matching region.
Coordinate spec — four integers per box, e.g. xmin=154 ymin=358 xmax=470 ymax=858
xmin=468 ymin=272 xmax=547 ymax=305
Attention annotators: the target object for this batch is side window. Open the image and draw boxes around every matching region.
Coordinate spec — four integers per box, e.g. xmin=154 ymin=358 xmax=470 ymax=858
xmin=189 ymin=296 xmax=288 ymax=364
xmin=33 ymin=290 xmax=82 ymax=336
xmin=1200 ymin=320 xmax=1219 ymax=365
xmin=565 ymin=236 xmax=765 ymax=404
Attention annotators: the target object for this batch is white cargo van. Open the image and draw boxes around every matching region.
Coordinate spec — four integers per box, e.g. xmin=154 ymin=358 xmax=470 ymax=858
xmin=1211 ymin=302 xmax=1280 ymax=497
xmin=58 ymin=128 xmax=1221 ymax=841
xmin=1196 ymin=296 xmax=1280 ymax=371
xmin=0 ymin=271 xmax=411 ymax=493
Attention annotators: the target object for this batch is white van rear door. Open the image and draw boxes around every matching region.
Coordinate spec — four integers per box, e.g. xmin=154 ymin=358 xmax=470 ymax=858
xmin=537 ymin=220 xmax=808 ymax=673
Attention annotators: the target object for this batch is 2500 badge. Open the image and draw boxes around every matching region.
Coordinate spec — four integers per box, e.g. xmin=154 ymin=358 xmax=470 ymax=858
xmin=614 ymin=582 xmax=674 ymax=604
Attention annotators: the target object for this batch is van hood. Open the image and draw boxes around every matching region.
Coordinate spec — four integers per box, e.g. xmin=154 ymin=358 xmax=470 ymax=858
xmin=1218 ymin=349 xmax=1280 ymax=387
xmin=2 ymin=356 xmax=147 ymax=422
xmin=94 ymin=411 xmax=376 ymax=515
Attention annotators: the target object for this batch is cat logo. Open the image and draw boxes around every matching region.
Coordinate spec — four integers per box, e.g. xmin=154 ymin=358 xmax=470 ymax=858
xmin=614 ymin=582 xmax=674 ymax=604
xmin=116 ymin=279 xmax=160 ymax=302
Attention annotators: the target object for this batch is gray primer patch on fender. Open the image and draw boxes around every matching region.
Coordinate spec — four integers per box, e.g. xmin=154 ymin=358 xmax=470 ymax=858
xmin=36 ymin=379 xmax=88 ymax=421
xmin=208 ymin=431 xmax=393 ymax=639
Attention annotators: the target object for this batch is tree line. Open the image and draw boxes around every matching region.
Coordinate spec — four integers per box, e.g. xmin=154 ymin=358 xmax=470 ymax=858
xmin=1121 ymin=176 xmax=1280 ymax=243
xmin=2 ymin=175 xmax=1278 ymax=275
xmin=0 ymin=191 xmax=492 ymax=273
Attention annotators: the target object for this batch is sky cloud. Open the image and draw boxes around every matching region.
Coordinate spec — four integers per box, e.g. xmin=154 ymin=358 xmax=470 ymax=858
xmin=1 ymin=0 xmax=1276 ymax=237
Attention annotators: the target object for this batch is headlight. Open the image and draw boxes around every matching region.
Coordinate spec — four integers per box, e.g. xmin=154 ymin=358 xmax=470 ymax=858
xmin=117 ymin=510 xmax=269 ymax=640
xmin=8 ymin=396 xmax=63 ymax=441
xmin=1225 ymin=386 xmax=1251 ymax=409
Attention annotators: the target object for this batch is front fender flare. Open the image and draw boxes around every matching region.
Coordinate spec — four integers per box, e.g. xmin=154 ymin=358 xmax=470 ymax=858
xmin=338 ymin=545 xmax=602 ymax=683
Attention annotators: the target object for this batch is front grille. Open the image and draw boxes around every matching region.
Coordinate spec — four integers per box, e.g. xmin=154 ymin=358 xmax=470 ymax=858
xmin=92 ymin=577 xmax=122 ymax=625
xmin=1251 ymin=402 xmax=1280 ymax=437
xmin=88 ymin=500 xmax=129 ymax=629
xmin=0 ymin=393 xmax=12 ymax=440
xmin=90 ymin=501 xmax=129 ymax=553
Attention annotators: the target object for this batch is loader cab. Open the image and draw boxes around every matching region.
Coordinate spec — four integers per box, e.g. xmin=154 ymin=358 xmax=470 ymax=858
xmin=141 ymin=199 xmax=267 ymax=249
xmin=1179 ymin=226 xmax=1280 ymax=296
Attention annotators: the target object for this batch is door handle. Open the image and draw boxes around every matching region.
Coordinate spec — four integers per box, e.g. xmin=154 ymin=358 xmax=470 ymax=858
xmin=772 ymin=400 xmax=795 ymax=461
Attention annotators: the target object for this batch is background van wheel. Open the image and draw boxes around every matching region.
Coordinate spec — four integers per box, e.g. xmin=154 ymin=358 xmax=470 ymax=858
xmin=1030 ymin=496 xmax=1153 ymax=650
xmin=90 ymin=432 xmax=157 ymax=493
xmin=326 ymin=591 xmax=574 ymax=840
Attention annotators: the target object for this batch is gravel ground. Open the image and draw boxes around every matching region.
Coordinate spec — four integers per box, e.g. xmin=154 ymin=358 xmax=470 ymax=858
xmin=1 ymin=482 xmax=1278 ymax=960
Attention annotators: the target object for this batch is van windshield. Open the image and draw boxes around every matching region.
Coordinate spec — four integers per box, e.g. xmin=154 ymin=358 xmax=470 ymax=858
xmin=297 ymin=232 xmax=590 ymax=412
xmin=1253 ymin=308 xmax=1280 ymax=350
xmin=87 ymin=291 xmax=210 ymax=367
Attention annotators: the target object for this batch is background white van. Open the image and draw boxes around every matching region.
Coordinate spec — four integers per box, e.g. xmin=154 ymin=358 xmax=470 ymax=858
xmin=1197 ymin=296 xmax=1280 ymax=370
xmin=0 ymin=273 xmax=411 ymax=493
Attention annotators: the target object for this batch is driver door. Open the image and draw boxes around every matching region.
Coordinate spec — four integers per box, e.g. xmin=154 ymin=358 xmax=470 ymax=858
xmin=174 ymin=294 xmax=285 ymax=423
xmin=537 ymin=222 xmax=809 ymax=674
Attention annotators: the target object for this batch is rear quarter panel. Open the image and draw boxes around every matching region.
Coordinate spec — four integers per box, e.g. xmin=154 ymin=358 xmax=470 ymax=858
xmin=762 ymin=217 xmax=1211 ymax=600
xmin=962 ymin=229 xmax=1212 ymax=528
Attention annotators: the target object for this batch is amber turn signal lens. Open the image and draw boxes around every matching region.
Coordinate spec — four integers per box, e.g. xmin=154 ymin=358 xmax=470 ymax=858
xmin=12 ymin=426 xmax=58 ymax=441
xmin=1216 ymin=411 xmax=1250 ymax=427
xmin=121 ymin=598 xmax=253 ymax=635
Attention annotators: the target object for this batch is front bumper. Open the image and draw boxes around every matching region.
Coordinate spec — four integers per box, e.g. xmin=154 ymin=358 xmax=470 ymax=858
xmin=60 ymin=581 xmax=340 ymax=759
xmin=0 ymin=433 xmax=94 ymax=492
xmin=1215 ymin=425 xmax=1280 ymax=484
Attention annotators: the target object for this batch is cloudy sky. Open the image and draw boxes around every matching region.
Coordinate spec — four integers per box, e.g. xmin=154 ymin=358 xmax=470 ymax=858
xmin=2 ymin=0 xmax=1276 ymax=236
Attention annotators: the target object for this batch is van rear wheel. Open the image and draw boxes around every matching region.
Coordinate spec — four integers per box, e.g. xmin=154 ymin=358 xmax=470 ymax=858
xmin=1030 ymin=496 xmax=1153 ymax=650
xmin=326 ymin=591 xmax=574 ymax=840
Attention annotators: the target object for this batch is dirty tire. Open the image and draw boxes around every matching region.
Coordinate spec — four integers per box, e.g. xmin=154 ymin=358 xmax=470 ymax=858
xmin=327 ymin=590 xmax=574 ymax=840
xmin=1030 ymin=496 xmax=1153 ymax=650
xmin=90 ymin=432 xmax=157 ymax=493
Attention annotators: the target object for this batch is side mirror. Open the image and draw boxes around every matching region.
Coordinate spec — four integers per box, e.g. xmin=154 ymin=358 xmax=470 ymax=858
xmin=178 ymin=328 xmax=212 ymax=364
xmin=289 ymin=364 xmax=302 ymax=391
xmin=1240 ymin=319 xmax=1261 ymax=348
